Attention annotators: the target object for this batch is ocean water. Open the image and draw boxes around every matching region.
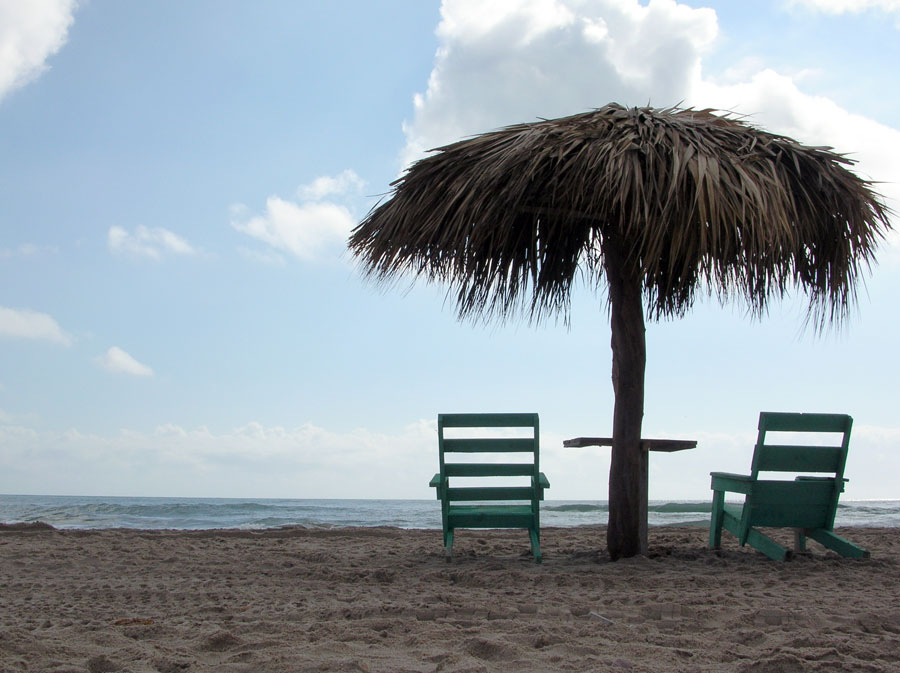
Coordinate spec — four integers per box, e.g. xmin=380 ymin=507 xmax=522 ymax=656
xmin=1 ymin=495 xmax=898 ymax=531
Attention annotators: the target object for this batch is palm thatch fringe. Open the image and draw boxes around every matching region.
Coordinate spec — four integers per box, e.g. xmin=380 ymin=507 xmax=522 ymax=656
xmin=350 ymin=104 xmax=891 ymax=329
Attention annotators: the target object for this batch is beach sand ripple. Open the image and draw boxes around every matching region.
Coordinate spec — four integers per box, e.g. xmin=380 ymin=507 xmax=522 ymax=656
xmin=1 ymin=525 xmax=897 ymax=672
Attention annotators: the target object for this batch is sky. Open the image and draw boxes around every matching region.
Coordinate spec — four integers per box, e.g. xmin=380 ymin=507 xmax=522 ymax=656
xmin=1 ymin=0 xmax=899 ymax=502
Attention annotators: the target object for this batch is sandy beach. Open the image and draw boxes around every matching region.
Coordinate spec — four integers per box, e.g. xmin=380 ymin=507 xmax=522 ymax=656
xmin=1 ymin=524 xmax=898 ymax=672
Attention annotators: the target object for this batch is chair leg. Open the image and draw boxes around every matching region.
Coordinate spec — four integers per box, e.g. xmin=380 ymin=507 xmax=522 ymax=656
xmin=794 ymin=528 xmax=808 ymax=553
xmin=745 ymin=527 xmax=791 ymax=561
xmin=709 ymin=490 xmax=725 ymax=549
xmin=444 ymin=529 xmax=454 ymax=562
xmin=806 ymin=529 xmax=869 ymax=558
xmin=529 ymin=528 xmax=542 ymax=563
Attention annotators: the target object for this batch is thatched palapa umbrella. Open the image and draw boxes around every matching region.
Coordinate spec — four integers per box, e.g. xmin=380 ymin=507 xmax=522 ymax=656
xmin=348 ymin=104 xmax=892 ymax=560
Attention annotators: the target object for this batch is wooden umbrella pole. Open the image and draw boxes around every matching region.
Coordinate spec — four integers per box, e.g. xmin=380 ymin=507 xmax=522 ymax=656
xmin=603 ymin=230 xmax=647 ymax=560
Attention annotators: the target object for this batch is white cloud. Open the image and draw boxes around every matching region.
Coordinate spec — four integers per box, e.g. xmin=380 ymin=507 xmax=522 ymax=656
xmin=0 ymin=419 xmax=439 ymax=498
xmin=96 ymin=346 xmax=154 ymax=377
xmin=401 ymin=0 xmax=718 ymax=167
xmin=0 ymin=243 xmax=57 ymax=259
xmin=0 ymin=306 xmax=71 ymax=345
xmin=108 ymin=225 xmax=197 ymax=259
xmin=0 ymin=0 xmax=76 ymax=103
xmin=402 ymin=0 xmax=899 ymax=248
xmin=787 ymin=0 xmax=900 ymax=24
xmin=233 ymin=170 xmax=363 ymax=263
xmin=297 ymin=169 xmax=365 ymax=201
xmin=232 ymin=197 xmax=355 ymax=262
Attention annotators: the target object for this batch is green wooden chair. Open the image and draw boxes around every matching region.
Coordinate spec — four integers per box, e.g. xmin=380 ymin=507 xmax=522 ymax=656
xmin=709 ymin=412 xmax=869 ymax=561
xmin=430 ymin=413 xmax=550 ymax=562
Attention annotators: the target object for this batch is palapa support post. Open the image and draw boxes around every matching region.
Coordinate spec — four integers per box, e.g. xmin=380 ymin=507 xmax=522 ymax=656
xmin=604 ymin=230 xmax=647 ymax=561
xmin=565 ymin=436 xmax=698 ymax=554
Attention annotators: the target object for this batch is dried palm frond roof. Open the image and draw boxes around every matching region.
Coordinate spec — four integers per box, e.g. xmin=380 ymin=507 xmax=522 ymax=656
xmin=349 ymin=103 xmax=892 ymax=327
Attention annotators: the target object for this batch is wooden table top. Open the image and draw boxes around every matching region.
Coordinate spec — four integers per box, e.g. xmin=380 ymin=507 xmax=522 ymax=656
xmin=563 ymin=437 xmax=697 ymax=452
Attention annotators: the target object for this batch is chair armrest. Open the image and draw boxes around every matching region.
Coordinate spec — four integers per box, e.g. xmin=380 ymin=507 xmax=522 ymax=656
xmin=710 ymin=472 xmax=753 ymax=494
xmin=795 ymin=475 xmax=848 ymax=492
xmin=429 ymin=473 xmax=443 ymax=499
xmin=534 ymin=472 xmax=550 ymax=499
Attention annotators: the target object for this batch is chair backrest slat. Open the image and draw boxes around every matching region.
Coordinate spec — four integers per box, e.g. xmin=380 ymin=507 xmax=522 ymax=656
xmin=759 ymin=412 xmax=850 ymax=433
xmin=440 ymin=413 xmax=538 ymax=428
xmin=754 ymin=445 xmax=845 ymax=473
xmin=441 ymin=438 xmax=537 ymax=453
xmin=447 ymin=487 xmax=536 ymax=501
xmin=444 ymin=463 xmax=535 ymax=477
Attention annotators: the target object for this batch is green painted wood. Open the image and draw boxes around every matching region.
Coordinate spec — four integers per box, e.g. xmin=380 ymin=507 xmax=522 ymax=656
xmin=443 ymin=528 xmax=454 ymax=559
xmin=755 ymin=445 xmax=844 ymax=473
xmin=432 ymin=412 xmax=546 ymax=561
xmin=720 ymin=509 xmax=742 ymax=540
xmin=745 ymin=506 xmax=828 ymax=529
xmin=444 ymin=463 xmax=535 ymax=477
xmin=744 ymin=527 xmax=791 ymax=561
xmin=710 ymin=473 xmax=753 ymax=494
xmin=447 ymin=504 xmax=535 ymax=528
xmin=709 ymin=489 xmax=725 ymax=548
xmin=805 ymin=529 xmax=870 ymax=559
xmin=429 ymin=473 xmax=443 ymax=499
xmin=708 ymin=411 xmax=866 ymax=560
xmin=759 ymin=412 xmax=851 ymax=433
xmin=751 ymin=412 xmax=851 ymax=485
xmin=529 ymin=528 xmax=543 ymax=563
xmin=447 ymin=486 xmax=537 ymax=501
xmin=439 ymin=413 xmax=539 ymax=428
xmin=795 ymin=475 xmax=846 ymax=485
xmin=442 ymin=438 xmax=537 ymax=453
xmin=750 ymin=479 xmax=837 ymax=504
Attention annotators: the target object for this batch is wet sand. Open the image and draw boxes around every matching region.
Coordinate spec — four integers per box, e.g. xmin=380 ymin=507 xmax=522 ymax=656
xmin=1 ymin=524 xmax=897 ymax=672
